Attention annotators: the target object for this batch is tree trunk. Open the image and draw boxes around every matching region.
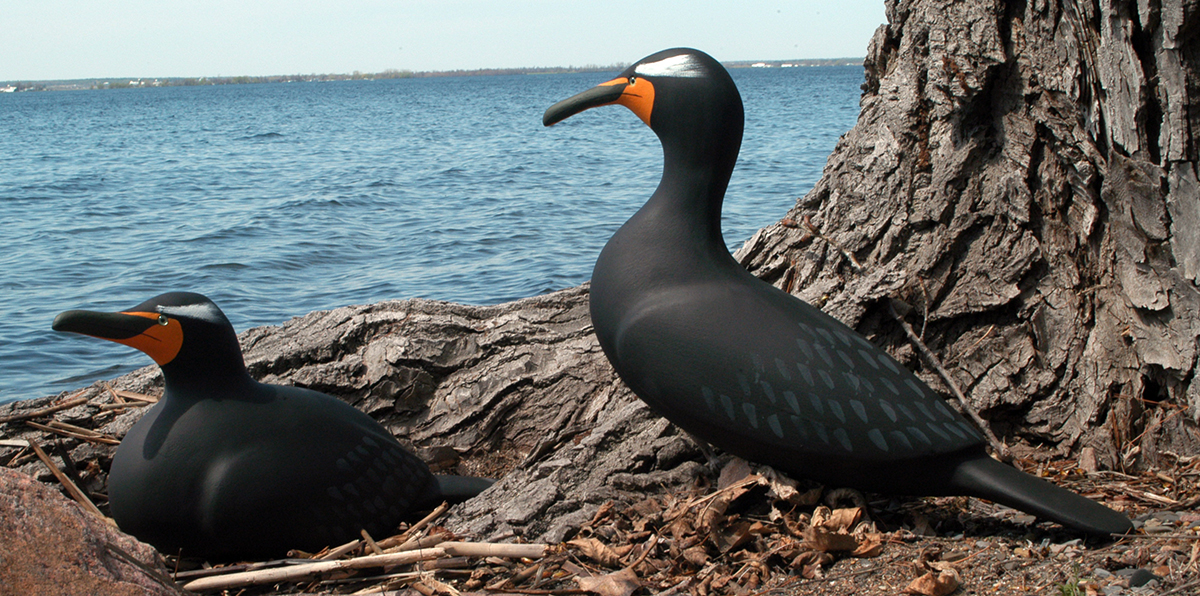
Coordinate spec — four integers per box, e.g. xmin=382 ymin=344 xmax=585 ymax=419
xmin=737 ymin=0 xmax=1200 ymax=471
xmin=5 ymin=0 xmax=1198 ymax=548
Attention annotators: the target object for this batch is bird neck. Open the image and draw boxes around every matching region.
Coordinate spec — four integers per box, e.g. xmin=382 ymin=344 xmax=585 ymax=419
xmin=593 ymin=130 xmax=744 ymax=307
xmin=160 ymin=355 xmax=256 ymax=401
xmin=633 ymin=129 xmax=741 ymax=262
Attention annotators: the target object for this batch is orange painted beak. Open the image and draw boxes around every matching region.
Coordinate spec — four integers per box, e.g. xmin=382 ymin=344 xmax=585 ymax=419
xmin=543 ymin=75 xmax=656 ymax=127
xmin=53 ymin=309 xmax=184 ymax=366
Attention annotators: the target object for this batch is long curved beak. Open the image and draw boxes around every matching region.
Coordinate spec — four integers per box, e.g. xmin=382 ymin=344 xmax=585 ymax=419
xmin=543 ymin=80 xmax=628 ymax=126
xmin=544 ymin=76 xmax=655 ymax=127
xmin=53 ymin=309 xmax=183 ymax=366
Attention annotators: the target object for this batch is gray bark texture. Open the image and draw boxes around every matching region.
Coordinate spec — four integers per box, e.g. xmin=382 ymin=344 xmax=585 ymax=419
xmin=4 ymin=0 xmax=1199 ymax=555
xmin=738 ymin=0 xmax=1200 ymax=469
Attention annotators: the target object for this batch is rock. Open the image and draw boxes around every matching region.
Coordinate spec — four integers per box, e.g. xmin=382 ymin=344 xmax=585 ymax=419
xmin=1079 ymin=446 xmax=1099 ymax=473
xmin=0 ymin=468 xmax=183 ymax=596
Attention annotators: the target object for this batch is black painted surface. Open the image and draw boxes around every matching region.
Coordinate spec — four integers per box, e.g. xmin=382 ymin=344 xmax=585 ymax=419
xmin=546 ymin=48 xmax=1131 ymax=537
xmin=55 ymin=292 xmax=448 ymax=559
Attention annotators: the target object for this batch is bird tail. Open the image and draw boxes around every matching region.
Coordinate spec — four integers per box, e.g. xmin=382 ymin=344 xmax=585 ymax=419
xmin=950 ymin=455 xmax=1132 ymax=537
xmin=434 ymin=475 xmax=495 ymax=503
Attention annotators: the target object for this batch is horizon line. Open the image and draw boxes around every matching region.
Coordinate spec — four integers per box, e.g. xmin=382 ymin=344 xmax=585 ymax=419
xmin=1 ymin=57 xmax=864 ymax=88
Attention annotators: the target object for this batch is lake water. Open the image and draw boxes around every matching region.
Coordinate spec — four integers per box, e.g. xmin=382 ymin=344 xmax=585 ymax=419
xmin=0 ymin=65 xmax=863 ymax=403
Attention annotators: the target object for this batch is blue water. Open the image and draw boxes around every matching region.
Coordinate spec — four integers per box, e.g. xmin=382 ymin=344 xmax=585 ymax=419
xmin=1 ymin=66 xmax=863 ymax=403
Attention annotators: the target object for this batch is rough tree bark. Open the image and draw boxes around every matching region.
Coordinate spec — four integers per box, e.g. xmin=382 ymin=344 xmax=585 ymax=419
xmin=739 ymin=0 xmax=1200 ymax=470
xmin=4 ymin=0 xmax=1198 ymax=553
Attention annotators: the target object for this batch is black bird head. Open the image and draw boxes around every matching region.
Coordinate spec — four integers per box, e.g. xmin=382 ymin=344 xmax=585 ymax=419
xmin=544 ymin=48 xmax=744 ymax=174
xmin=53 ymin=292 xmax=250 ymax=395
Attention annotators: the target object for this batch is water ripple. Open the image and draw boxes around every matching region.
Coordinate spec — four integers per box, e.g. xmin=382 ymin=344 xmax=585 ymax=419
xmin=0 ymin=67 xmax=863 ymax=402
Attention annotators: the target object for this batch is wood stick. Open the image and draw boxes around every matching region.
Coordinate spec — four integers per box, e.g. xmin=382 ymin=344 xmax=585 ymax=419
xmin=181 ymin=547 xmax=448 ymax=592
xmin=98 ymin=401 xmax=152 ymax=411
xmin=0 ymin=395 xmax=88 ymax=424
xmin=27 ymin=438 xmax=109 ymax=522
xmin=384 ymin=533 xmax=449 ymax=554
xmin=340 ymin=570 xmax=425 ymax=592
xmin=173 ymin=558 xmax=312 ymax=580
xmin=422 ymin=556 xmax=472 ymax=570
xmin=388 ymin=501 xmax=449 ymax=546
xmin=0 ymin=439 xmax=30 ymax=449
xmin=1120 ymin=486 xmax=1180 ymax=506
xmin=112 ymin=388 xmax=159 ymax=403
xmin=362 ymin=529 xmax=384 ymax=556
xmin=440 ymin=541 xmax=549 ymax=559
xmin=319 ymin=538 xmax=363 ymax=561
xmin=48 ymin=419 xmax=108 ymax=437
xmin=26 ymin=421 xmax=121 ymax=445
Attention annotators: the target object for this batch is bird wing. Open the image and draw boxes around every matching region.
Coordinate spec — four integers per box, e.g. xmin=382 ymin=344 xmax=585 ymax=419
xmin=606 ymin=278 xmax=984 ymax=477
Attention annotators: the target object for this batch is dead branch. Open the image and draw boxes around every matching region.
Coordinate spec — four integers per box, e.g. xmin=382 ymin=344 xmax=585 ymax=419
xmin=888 ymin=299 xmax=1009 ymax=460
xmin=27 ymin=437 xmax=109 ymax=523
xmin=181 ymin=547 xmax=450 ymax=592
xmin=0 ymin=395 xmax=88 ymax=424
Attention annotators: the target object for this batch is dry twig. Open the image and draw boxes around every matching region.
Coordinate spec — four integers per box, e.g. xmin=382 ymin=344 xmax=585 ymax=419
xmin=0 ymin=394 xmax=88 ymax=424
xmin=182 ymin=547 xmax=450 ymax=592
xmin=26 ymin=420 xmax=121 ymax=445
xmin=887 ymin=299 xmax=1009 ymax=460
xmin=27 ymin=438 xmax=109 ymax=523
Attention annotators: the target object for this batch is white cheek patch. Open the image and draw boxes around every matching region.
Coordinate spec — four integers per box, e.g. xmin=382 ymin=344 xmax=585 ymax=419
xmin=634 ymin=54 xmax=707 ymax=78
xmin=159 ymin=302 xmax=226 ymax=324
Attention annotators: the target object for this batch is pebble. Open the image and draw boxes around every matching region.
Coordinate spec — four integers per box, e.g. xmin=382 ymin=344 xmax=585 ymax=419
xmin=1102 ymin=586 xmax=1124 ymax=596
xmin=1113 ymin=568 xmax=1160 ymax=588
xmin=1093 ymin=568 xmax=1113 ymax=579
xmin=1126 ymin=569 xmax=1158 ymax=588
xmin=1141 ymin=519 xmax=1173 ymax=534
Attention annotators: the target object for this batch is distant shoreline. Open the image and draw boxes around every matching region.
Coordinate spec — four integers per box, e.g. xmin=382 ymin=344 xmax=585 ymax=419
xmin=0 ymin=58 xmax=862 ymax=93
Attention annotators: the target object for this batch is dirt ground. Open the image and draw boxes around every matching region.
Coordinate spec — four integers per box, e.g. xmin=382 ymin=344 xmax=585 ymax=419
xmin=156 ymin=453 xmax=1198 ymax=596
xmin=3 ymin=390 xmax=1198 ymax=596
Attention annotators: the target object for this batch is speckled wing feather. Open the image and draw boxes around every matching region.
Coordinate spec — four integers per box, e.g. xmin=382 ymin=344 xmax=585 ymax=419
xmin=606 ymin=276 xmax=983 ymax=493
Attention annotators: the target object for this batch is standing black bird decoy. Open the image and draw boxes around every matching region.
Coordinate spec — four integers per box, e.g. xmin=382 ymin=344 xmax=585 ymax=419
xmin=53 ymin=292 xmax=492 ymax=559
xmin=543 ymin=48 xmax=1131 ymax=536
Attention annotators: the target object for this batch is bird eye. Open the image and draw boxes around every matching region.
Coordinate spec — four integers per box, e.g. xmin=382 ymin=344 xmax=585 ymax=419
xmin=628 ymin=76 xmax=637 ymax=85
xmin=157 ymin=314 xmax=169 ymax=326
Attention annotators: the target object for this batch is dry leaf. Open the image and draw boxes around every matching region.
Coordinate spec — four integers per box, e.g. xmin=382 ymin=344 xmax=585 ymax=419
xmin=810 ymin=505 xmax=833 ymax=527
xmin=761 ymin=467 xmax=822 ymax=505
xmin=589 ymin=501 xmax=616 ymax=526
xmin=790 ymin=551 xmax=833 ymax=578
xmin=576 ymin=568 xmax=641 ymax=596
xmin=850 ymin=533 xmax=885 ymax=558
xmin=823 ymin=507 xmax=864 ymax=531
xmin=801 ymin=526 xmax=860 ymax=553
xmin=713 ymin=520 xmax=754 ymax=553
xmin=630 ymin=497 xmax=662 ymax=517
xmin=903 ymin=569 xmax=961 ymax=596
xmin=748 ymin=521 xmax=773 ymax=535
xmin=717 ymin=458 xmax=753 ymax=490
xmin=911 ymin=514 xmax=936 ymax=536
xmin=666 ymin=514 xmax=694 ymax=540
xmin=682 ymin=545 xmax=709 ymax=567
xmin=567 ymin=537 xmax=624 ymax=568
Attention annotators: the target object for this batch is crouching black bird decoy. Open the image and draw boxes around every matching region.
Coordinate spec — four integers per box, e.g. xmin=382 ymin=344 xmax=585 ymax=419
xmin=543 ymin=48 xmax=1132 ymax=537
xmin=53 ymin=292 xmax=492 ymax=559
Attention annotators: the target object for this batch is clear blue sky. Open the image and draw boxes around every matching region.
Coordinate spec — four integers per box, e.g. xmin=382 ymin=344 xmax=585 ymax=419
xmin=3 ymin=1 xmax=886 ymax=81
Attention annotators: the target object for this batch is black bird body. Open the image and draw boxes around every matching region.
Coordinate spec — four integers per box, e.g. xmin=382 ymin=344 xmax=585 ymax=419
xmin=54 ymin=292 xmax=488 ymax=559
xmin=544 ymin=48 xmax=1131 ymax=536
